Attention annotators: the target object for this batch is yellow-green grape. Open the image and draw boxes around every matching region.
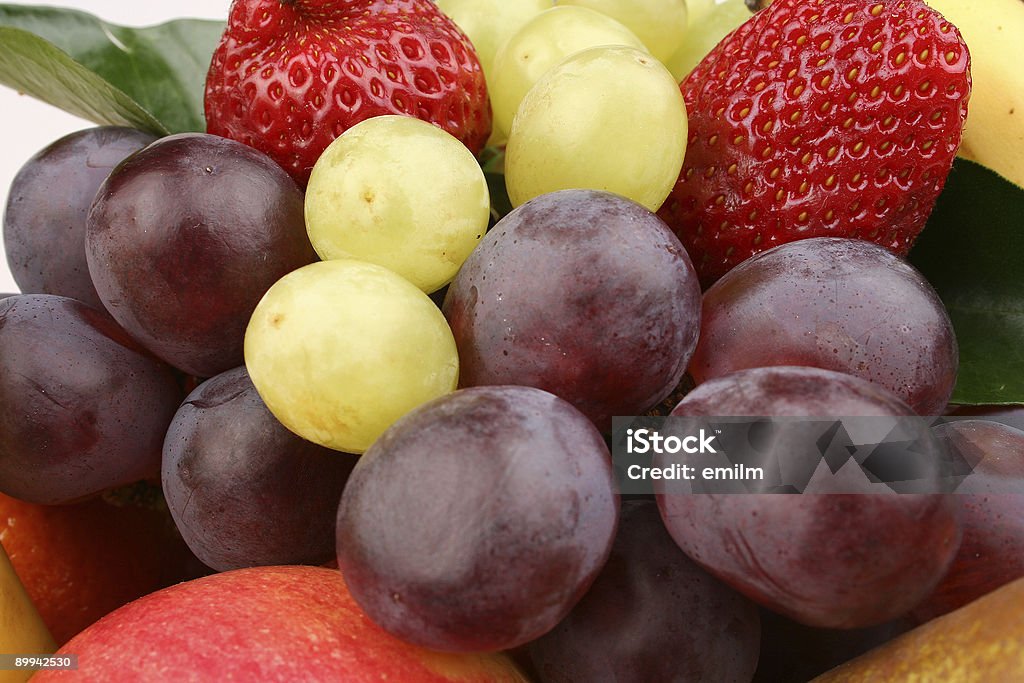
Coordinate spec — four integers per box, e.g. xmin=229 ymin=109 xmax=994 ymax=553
xmin=555 ymin=0 xmax=688 ymax=62
xmin=491 ymin=6 xmax=647 ymax=139
xmin=666 ymin=0 xmax=753 ymax=81
xmin=435 ymin=0 xmax=553 ymax=88
xmin=685 ymin=0 xmax=718 ymax=27
xmin=436 ymin=0 xmax=553 ymax=146
xmin=305 ymin=116 xmax=489 ymax=294
xmin=505 ymin=46 xmax=687 ymax=212
xmin=244 ymin=260 xmax=459 ymax=454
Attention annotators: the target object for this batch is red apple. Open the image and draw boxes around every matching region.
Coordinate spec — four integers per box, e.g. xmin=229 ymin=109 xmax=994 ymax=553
xmin=35 ymin=566 xmax=528 ymax=682
xmin=0 ymin=490 xmax=202 ymax=644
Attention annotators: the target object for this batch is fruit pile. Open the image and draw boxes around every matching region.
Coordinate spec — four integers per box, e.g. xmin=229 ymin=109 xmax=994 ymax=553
xmin=0 ymin=0 xmax=1023 ymax=681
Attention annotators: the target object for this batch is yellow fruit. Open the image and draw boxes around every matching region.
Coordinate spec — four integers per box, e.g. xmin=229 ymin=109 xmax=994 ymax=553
xmin=813 ymin=576 xmax=1024 ymax=681
xmin=0 ymin=544 xmax=55 ymax=682
xmin=925 ymin=0 xmax=1024 ymax=187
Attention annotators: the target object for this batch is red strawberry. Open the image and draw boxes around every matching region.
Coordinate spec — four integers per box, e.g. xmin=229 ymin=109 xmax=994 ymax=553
xmin=204 ymin=0 xmax=491 ymax=186
xmin=658 ymin=0 xmax=970 ymax=287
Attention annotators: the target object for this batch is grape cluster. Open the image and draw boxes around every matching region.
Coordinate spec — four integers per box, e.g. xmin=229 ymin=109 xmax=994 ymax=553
xmin=0 ymin=0 xmax=1018 ymax=680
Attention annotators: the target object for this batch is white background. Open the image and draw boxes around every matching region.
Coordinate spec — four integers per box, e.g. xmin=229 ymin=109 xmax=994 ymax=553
xmin=0 ymin=0 xmax=232 ymax=292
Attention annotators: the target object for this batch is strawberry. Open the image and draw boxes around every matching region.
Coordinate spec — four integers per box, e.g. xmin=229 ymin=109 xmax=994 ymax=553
xmin=658 ymin=0 xmax=970 ymax=287
xmin=204 ymin=0 xmax=491 ymax=186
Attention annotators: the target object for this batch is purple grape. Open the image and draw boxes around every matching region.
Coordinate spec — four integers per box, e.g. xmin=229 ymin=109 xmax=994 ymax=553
xmin=0 ymin=294 xmax=181 ymax=504
xmin=913 ymin=419 xmax=1024 ymax=621
xmin=336 ymin=385 xmax=618 ymax=653
xmin=690 ymin=238 xmax=958 ymax=415
xmin=530 ymin=500 xmax=761 ymax=683
xmin=162 ymin=366 xmax=356 ymax=572
xmin=86 ymin=133 xmax=317 ymax=377
xmin=657 ymin=366 xmax=961 ymax=628
xmin=4 ymin=127 xmax=156 ymax=310
xmin=443 ymin=189 xmax=701 ymax=431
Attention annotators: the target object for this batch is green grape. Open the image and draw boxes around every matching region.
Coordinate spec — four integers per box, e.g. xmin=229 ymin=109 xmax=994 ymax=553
xmin=555 ymin=0 xmax=688 ymax=62
xmin=244 ymin=260 xmax=459 ymax=454
xmin=665 ymin=0 xmax=753 ymax=81
xmin=435 ymin=0 xmax=553 ymax=86
xmin=490 ymin=6 xmax=647 ymax=139
xmin=685 ymin=0 xmax=718 ymax=27
xmin=505 ymin=46 xmax=687 ymax=212
xmin=435 ymin=0 xmax=554 ymax=146
xmin=305 ymin=116 xmax=489 ymax=294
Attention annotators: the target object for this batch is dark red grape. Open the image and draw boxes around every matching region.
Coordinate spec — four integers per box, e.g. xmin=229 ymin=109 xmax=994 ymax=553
xmin=0 ymin=294 xmax=181 ymax=504
xmin=336 ymin=385 xmax=618 ymax=653
xmin=162 ymin=366 xmax=357 ymax=572
xmin=4 ymin=127 xmax=156 ymax=310
xmin=529 ymin=499 xmax=760 ymax=683
xmin=914 ymin=419 xmax=1024 ymax=621
xmin=689 ymin=238 xmax=958 ymax=415
xmin=657 ymin=366 xmax=961 ymax=628
xmin=442 ymin=189 xmax=701 ymax=431
xmin=86 ymin=133 xmax=317 ymax=377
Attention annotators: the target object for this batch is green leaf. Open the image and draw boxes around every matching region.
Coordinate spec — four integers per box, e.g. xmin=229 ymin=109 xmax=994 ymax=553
xmin=0 ymin=26 xmax=167 ymax=134
xmin=0 ymin=5 xmax=224 ymax=134
xmin=909 ymin=158 xmax=1024 ymax=406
